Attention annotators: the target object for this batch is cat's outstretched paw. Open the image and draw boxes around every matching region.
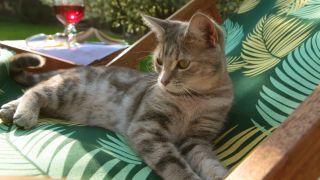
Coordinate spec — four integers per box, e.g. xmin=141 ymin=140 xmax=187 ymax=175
xmin=200 ymin=160 xmax=229 ymax=180
xmin=0 ymin=100 xmax=19 ymax=123
xmin=13 ymin=111 xmax=38 ymax=129
xmin=212 ymin=167 xmax=228 ymax=180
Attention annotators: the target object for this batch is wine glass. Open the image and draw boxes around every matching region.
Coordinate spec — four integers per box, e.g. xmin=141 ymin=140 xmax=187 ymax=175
xmin=53 ymin=0 xmax=85 ymax=47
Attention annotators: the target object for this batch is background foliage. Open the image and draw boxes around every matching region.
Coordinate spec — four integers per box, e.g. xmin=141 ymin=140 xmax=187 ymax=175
xmin=0 ymin=0 xmax=244 ymax=41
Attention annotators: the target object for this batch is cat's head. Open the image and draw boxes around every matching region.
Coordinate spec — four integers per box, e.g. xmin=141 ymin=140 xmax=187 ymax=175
xmin=142 ymin=13 xmax=229 ymax=96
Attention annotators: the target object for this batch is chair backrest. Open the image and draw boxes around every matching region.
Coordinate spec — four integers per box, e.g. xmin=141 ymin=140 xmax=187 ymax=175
xmin=215 ymin=0 xmax=320 ymax=170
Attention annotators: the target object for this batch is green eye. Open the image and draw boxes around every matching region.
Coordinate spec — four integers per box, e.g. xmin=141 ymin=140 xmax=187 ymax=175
xmin=156 ymin=58 xmax=163 ymax=66
xmin=177 ymin=59 xmax=190 ymax=69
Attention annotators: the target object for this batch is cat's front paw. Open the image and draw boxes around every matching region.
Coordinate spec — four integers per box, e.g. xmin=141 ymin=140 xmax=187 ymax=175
xmin=211 ymin=166 xmax=228 ymax=180
xmin=202 ymin=162 xmax=228 ymax=180
xmin=0 ymin=101 xmax=19 ymax=123
xmin=13 ymin=110 xmax=38 ymax=129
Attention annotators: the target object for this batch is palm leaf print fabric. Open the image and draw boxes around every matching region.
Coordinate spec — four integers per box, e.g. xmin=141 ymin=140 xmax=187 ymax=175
xmin=216 ymin=0 xmax=320 ymax=169
xmin=1 ymin=0 xmax=320 ymax=178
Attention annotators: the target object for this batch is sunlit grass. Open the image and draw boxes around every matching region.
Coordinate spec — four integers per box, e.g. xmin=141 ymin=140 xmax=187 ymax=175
xmin=0 ymin=20 xmax=126 ymax=43
xmin=0 ymin=21 xmax=61 ymax=40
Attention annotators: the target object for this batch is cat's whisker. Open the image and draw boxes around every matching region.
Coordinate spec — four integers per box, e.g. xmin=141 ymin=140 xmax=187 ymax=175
xmin=146 ymin=84 xmax=157 ymax=93
xmin=146 ymin=77 xmax=158 ymax=86
xmin=183 ymin=87 xmax=196 ymax=101
xmin=187 ymin=87 xmax=201 ymax=95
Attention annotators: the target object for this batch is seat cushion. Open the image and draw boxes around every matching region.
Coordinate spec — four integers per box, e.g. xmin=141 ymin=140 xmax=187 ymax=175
xmin=212 ymin=0 xmax=320 ymax=169
xmin=1 ymin=0 xmax=320 ymax=179
xmin=0 ymin=49 xmax=161 ymax=179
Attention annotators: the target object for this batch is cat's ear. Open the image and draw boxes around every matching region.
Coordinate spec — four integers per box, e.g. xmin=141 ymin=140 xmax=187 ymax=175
xmin=186 ymin=13 xmax=224 ymax=49
xmin=142 ymin=14 xmax=168 ymax=40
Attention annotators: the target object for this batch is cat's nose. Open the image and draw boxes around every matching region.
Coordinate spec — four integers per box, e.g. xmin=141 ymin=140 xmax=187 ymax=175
xmin=161 ymin=79 xmax=170 ymax=86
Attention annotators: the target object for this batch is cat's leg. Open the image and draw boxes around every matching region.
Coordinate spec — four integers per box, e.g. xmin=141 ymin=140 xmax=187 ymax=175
xmin=127 ymin=116 xmax=201 ymax=180
xmin=178 ymin=137 xmax=228 ymax=180
xmin=10 ymin=87 xmax=48 ymax=129
xmin=0 ymin=98 xmax=21 ymax=123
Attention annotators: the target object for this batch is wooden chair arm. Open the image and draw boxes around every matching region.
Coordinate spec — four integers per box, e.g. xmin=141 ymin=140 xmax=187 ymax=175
xmin=226 ymin=85 xmax=320 ymax=180
xmin=106 ymin=0 xmax=221 ymax=69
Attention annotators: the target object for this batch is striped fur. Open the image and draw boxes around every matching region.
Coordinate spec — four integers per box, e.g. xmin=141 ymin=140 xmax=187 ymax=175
xmin=0 ymin=13 xmax=233 ymax=180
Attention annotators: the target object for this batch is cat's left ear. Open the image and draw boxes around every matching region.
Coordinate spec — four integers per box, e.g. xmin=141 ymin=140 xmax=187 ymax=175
xmin=186 ymin=13 xmax=224 ymax=49
xmin=142 ymin=14 xmax=168 ymax=40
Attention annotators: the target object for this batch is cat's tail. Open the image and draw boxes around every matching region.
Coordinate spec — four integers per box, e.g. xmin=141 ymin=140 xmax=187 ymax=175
xmin=10 ymin=53 xmax=61 ymax=86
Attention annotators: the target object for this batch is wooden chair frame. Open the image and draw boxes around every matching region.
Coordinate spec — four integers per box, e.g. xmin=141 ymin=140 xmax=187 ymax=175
xmin=0 ymin=0 xmax=319 ymax=179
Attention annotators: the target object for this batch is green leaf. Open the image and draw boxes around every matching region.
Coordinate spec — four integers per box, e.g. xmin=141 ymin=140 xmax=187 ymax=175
xmin=132 ymin=166 xmax=152 ymax=180
xmin=290 ymin=0 xmax=320 ymax=19
xmin=275 ymin=0 xmax=308 ymax=14
xmin=223 ymin=19 xmax=244 ymax=55
xmin=0 ymin=122 xmax=157 ymax=179
xmin=226 ymin=56 xmax=246 ymax=72
xmin=67 ymin=149 xmax=101 ymax=179
xmin=0 ymin=124 xmax=74 ymax=176
xmin=96 ymin=133 xmax=155 ymax=179
xmin=89 ymin=159 xmax=120 ymax=180
xmin=241 ymin=15 xmax=315 ymax=76
xmin=215 ymin=126 xmax=273 ymax=169
xmin=48 ymin=141 xmax=76 ymax=178
xmin=220 ymin=128 xmax=273 ymax=167
xmin=98 ymin=134 xmax=142 ymax=164
xmin=253 ymin=31 xmax=320 ymax=128
xmin=237 ymin=0 xmax=261 ymax=14
xmin=112 ymin=164 xmax=136 ymax=180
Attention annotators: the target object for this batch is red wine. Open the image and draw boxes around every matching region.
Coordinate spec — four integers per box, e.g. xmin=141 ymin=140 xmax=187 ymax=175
xmin=54 ymin=5 xmax=85 ymax=25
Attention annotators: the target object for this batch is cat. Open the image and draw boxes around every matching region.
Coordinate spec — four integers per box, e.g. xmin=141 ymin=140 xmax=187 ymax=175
xmin=0 ymin=13 xmax=233 ymax=180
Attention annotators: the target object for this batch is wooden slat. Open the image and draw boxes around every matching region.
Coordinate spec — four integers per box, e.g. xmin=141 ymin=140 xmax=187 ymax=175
xmin=90 ymin=48 xmax=124 ymax=66
xmin=226 ymin=86 xmax=320 ymax=180
xmin=107 ymin=0 xmax=220 ymax=69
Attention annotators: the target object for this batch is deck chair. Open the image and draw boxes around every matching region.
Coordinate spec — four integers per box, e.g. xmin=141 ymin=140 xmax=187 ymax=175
xmin=0 ymin=0 xmax=319 ymax=179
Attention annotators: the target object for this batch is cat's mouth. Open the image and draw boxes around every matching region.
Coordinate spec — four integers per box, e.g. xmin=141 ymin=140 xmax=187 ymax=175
xmin=161 ymin=86 xmax=197 ymax=97
xmin=165 ymin=89 xmax=184 ymax=96
xmin=159 ymin=84 xmax=182 ymax=95
xmin=158 ymin=81 xmax=200 ymax=97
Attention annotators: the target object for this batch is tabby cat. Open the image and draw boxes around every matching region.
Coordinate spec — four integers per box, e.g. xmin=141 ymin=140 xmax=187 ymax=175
xmin=0 ymin=13 xmax=233 ymax=180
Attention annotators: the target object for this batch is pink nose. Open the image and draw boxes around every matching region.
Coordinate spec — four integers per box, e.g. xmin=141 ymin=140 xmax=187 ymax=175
xmin=161 ymin=79 xmax=170 ymax=86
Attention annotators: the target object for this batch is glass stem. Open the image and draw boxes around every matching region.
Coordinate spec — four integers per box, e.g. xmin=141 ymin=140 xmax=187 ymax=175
xmin=64 ymin=24 xmax=77 ymax=47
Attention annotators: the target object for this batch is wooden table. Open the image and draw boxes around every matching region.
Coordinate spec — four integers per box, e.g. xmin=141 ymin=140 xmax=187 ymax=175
xmin=0 ymin=41 xmax=124 ymax=72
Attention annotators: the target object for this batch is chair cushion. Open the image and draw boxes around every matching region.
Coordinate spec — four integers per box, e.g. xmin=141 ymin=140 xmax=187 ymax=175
xmin=1 ymin=0 xmax=320 ymax=178
xmin=212 ymin=0 xmax=320 ymax=169
xmin=0 ymin=49 xmax=161 ymax=179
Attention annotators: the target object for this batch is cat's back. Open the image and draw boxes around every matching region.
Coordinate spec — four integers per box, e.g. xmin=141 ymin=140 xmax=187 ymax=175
xmin=66 ymin=65 xmax=152 ymax=104
xmin=53 ymin=65 xmax=153 ymax=132
xmin=60 ymin=65 xmax=150 ymax=92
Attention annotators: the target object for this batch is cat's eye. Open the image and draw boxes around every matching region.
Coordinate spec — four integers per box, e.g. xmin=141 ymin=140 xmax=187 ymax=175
xmin=177 ymin=59 xmax=190 ymax=69
xmin=156 ymin=58 xmax=163 ymax=66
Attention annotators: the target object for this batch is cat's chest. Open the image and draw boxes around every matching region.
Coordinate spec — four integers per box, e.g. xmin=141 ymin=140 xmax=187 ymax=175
xmin=169 ymin=99 xmax=212 ymax=135
xmin=176 ymin=98 xmax=212 ymax=117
